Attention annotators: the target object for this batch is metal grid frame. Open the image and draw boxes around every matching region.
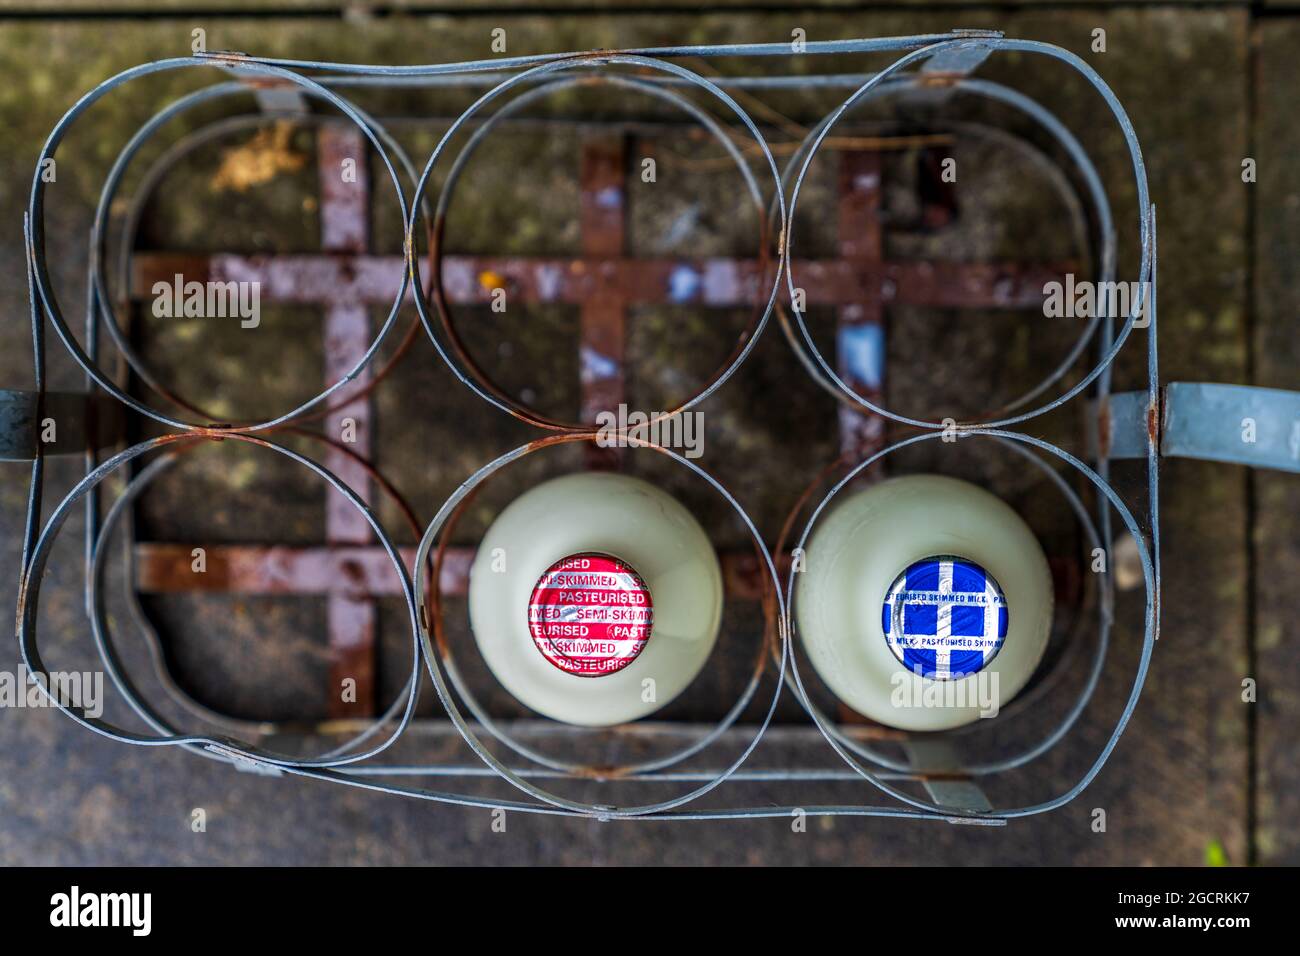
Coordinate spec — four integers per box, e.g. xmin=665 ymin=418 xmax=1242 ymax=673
xmin=14 ymin=30 xmax=1162 ymax=824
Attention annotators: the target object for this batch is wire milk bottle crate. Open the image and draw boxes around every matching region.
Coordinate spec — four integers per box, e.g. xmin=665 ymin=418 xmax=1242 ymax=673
xmin=10 ymin=30 xmax=1296 ymax=824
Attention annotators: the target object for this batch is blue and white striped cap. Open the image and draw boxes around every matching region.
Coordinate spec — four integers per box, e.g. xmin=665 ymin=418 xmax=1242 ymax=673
xmin=881 ymin=555 xmax=1008 ymax=680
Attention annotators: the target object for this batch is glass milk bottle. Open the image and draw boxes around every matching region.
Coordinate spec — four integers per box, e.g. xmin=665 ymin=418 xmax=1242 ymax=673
xmin=795 ymin=474 xmax=1053 ymax=731
xmin=468 ymin=472 xmax=723 ymax=726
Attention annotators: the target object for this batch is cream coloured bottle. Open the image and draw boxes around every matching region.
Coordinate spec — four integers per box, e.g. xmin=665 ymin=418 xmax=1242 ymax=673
xmin=795 ymin=474 xmax=1053 ymax=731
xmin=467 ymin=471 xmax=723 ymax=726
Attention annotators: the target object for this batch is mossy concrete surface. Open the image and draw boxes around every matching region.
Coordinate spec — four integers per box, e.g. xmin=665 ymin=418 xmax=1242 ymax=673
xmin=1251 ymin=19 xmax=1300 ymax=868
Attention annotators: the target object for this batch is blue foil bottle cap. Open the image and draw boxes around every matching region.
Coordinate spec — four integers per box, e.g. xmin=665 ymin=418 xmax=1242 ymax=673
xmin=881 ymin=555 xmax=1008 ymax=680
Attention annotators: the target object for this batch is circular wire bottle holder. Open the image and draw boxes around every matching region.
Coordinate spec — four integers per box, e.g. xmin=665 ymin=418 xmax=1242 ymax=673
xmin=16 ymin=30 xmax=1160 ymax=823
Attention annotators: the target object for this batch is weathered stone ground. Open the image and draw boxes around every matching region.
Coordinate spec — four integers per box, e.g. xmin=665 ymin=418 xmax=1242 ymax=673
xmin=0 ymin=2 xmax=1292 ymax=865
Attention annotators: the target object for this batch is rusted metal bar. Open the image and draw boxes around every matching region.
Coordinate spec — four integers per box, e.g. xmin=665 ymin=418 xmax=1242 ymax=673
xmin=135 ymin=542 xmax=776 ymax=602
xmin=832 ymin=152 xmax=889 ymax=729
xmin=133 ymin=541 xmax=1081 ymax=611
xmin=130 ymin=252 xmax=1071 ymax=311
xmin=578 ymin=136 xmax=627 ymax=469
xmin=836 ymin=150 xmax=887 ymax=459
xmin=317 ymin=125 xmax=376 ymax=717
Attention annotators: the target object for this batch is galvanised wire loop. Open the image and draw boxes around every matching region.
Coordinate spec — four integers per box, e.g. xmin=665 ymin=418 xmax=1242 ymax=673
xmin=17 ymin=32 xmax=1161 ymax=821
xmin=27 ymin=56 xmax=415 ymax=435
xmin=426 ymin=70 xmax=773 ymax=432
xmin=411 ymin=431 xmax=788 ymax=818
xmin=422 ymin=434 xmax=775 ymax=778
xmin=782 ymin=426 xmax=1156 ymax=820
xmin=16 ymin=431 xmax=425 ymax=771
xmin=782 ymin=38 xmax=1150 ymax=432
xmin=88 ymin=441 xmax=427 ymax=761
xmin=404 ymin=52 xmax=789 ymax=433
xmin=87 ymin=83 xmax=429 ymax=427
xmin=771 ymin=74 xmax=1115 ymax=422
xmin=775 ymin=433 xmax=1111 ymax=778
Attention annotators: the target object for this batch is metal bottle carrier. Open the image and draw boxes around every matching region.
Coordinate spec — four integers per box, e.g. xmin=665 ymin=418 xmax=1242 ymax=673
xmin=10 ymin=30 xmax=1296 ymax=823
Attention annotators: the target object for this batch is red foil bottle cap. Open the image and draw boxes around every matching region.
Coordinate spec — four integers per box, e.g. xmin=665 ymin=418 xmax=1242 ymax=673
xmin=527 ymin=553 xmax=654 ymax=677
